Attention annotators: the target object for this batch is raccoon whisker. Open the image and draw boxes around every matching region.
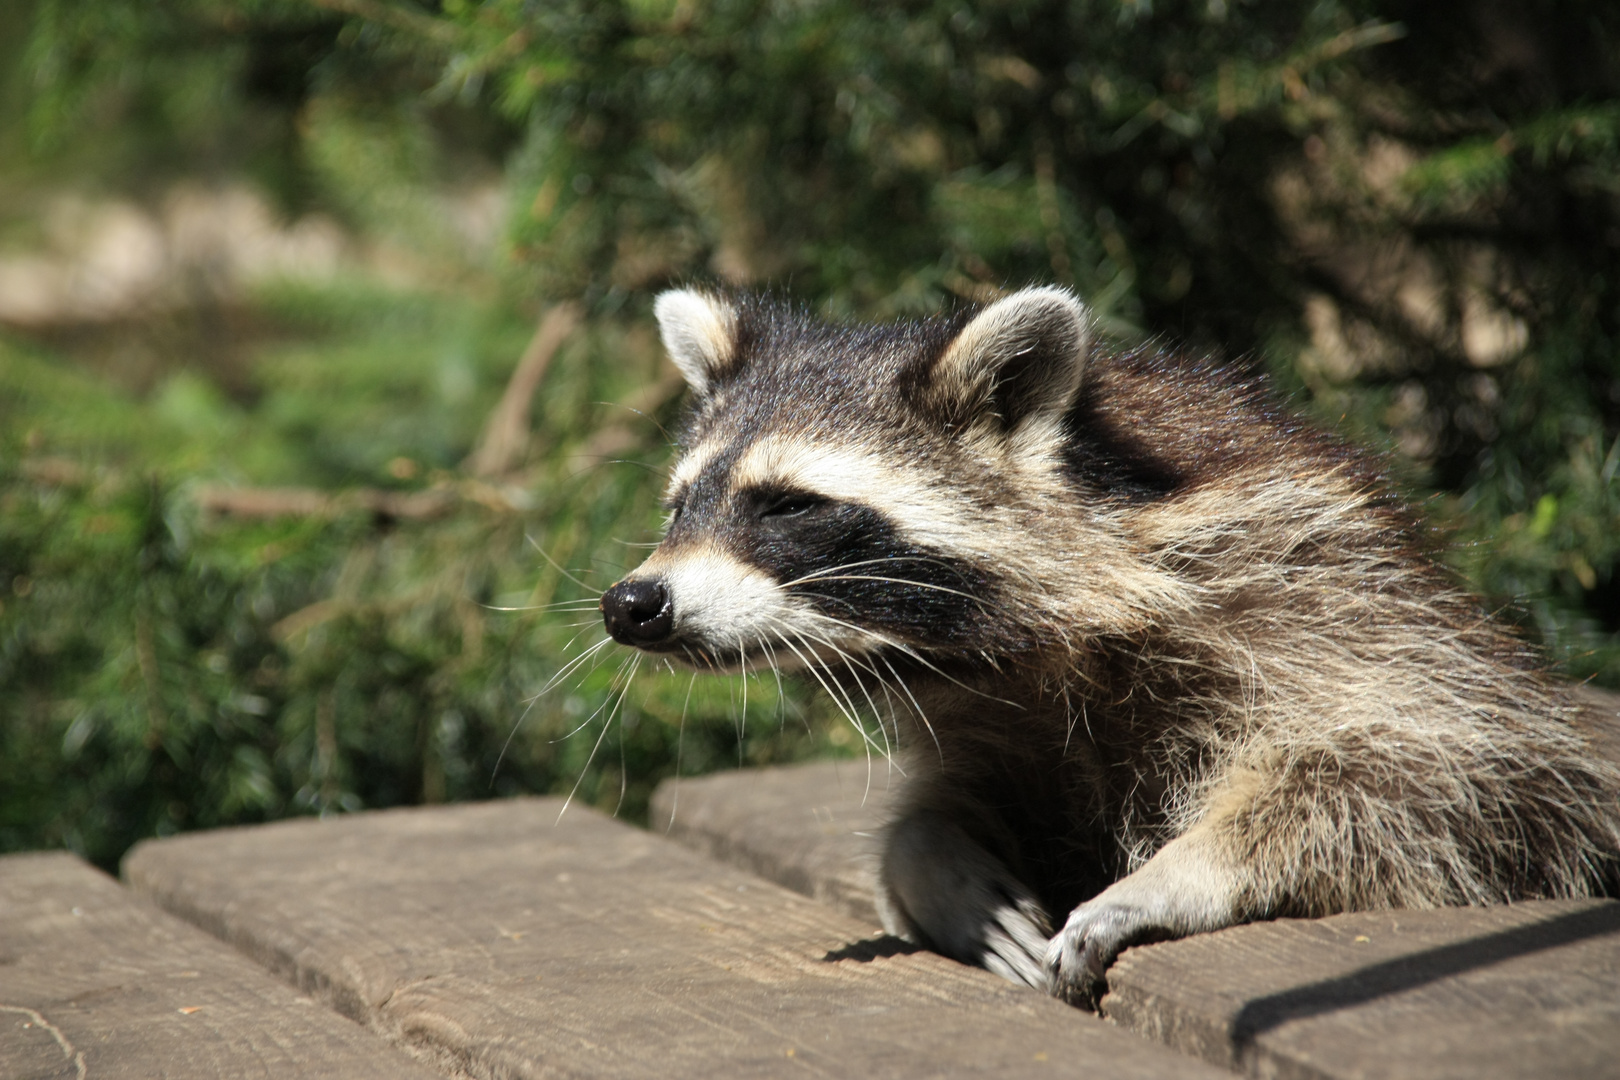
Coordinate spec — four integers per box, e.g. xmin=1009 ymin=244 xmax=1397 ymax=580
xmin=799 ymin=627 xmax=894 ymax=759
xmin=556 ymin=653 xmax=641 ymax=824
xmin=778 ymin=556 xmax=968 ymax=589
xmin=492 ymin=681 xmax=546 ymax=785
xmin=777 ymin=628 xmax=868 ymax=738
xmin=785 ymin=621 xmax=902 ymax=764
xmin=755 ymin=633 xmax=792 ymax=732
xmin=738 ymin=636 xmax=751 ymax=760
xmin=479 ymin=599 xmax=602 ymax=613
xmin=793 ymin=608 xmax=1025 ymax=711
xmin=612 ymin=662 xmax=639 ymax=819
xmin=783 ymin=615 xmax=873 ymax=672
xmin=592 ymin=398 xmax=676 ymax=445
xmin=524 ymin=533 xmax=600 ymax=590
xmin=594 ymin=457 xmax=664 ymax=474
xmin=554 ymin=670 xmax=626 ymax=742
xmin=875 ymin=649 xmax=942 ymax=765
xmin=784 ymin=628 xmax=872 ymax=736
xmin=557 ymin=649 xmax=644 ymax=743
xmin=777 ymin=630 xmax=891 ymax=764
xmin=874 ymin=680 xmax=902 ymax=765
xmin=790 ymin=575 xmax=990 ymax=607
xmin=530 ymin=636 xmax=616 ymax=701
xmin=881 ymin=641 xmax=1024 ymax=710
xmin=827 ymin=642 xmax=918 ymax=799
xmin=844 ymin=656 xmax=898 ymax=763
xmin=662 ymin=671 xmax=698 ymax=833
xmin=748 ymin=627 xmax=806 ymax=736
xmin=779 ymin=590 xmax=867 ymax=622
xmin=790 ymin=609 xmax=924 ymax=761
xmin=789 ymin=608 xmax=920 ymax=709
xmin=555 ymin=619 xmax=611 ymax=659
xmin=499 ymin=633 xmax=616 ymax=778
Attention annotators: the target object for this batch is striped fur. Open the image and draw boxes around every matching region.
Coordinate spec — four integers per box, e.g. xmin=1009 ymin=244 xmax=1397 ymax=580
xmin=606 ymin=286 xmax=1620 ymax=1005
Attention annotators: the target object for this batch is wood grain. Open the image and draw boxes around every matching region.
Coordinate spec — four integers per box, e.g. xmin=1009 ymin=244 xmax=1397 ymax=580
xmin=1105 ymin=899 xmax=1620 ymax=1080
xmin=650 ymin=757 xmax=894 ymax=926
xmin=124 ymin=798 xmax=1230 ymax=1080
xmin=0 ymin=851 xmax=444 ymax=1080
xmin=644 ymin=687 xmax=1620 ymax=1080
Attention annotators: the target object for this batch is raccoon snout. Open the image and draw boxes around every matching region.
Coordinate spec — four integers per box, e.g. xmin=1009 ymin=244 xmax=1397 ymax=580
xmin=601 ymin=578 xmax=675 ymax=646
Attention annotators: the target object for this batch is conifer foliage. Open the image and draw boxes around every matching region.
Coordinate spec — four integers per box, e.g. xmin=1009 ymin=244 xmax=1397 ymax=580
xmin=4 ymin=0 xmax=1618 ymax=866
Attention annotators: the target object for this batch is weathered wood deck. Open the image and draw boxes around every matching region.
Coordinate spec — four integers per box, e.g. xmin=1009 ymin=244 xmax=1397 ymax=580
xmin=653 ymin=760 xmax=1620 ymax=1080
xmin=3 ymin=686 xmax=1617 ymax=1078
xmin=0 ymin=851 xmax=441 ymax=1080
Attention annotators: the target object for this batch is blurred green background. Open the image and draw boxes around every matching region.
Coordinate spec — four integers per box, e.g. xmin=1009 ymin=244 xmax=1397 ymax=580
xmin=3 ymin=0 xmax=1618 ymax=870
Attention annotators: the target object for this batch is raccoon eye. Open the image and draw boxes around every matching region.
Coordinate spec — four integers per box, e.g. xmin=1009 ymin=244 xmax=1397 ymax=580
xmin=758 ymin=492 xmax=827 ymax=520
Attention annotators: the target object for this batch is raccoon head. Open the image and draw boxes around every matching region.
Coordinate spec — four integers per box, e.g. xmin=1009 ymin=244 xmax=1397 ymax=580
xmin=599 ymin=286 xmax=1116 ymax=674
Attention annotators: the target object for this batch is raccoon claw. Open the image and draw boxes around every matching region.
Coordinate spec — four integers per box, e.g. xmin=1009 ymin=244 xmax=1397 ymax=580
xmin=1044 ymin=901 xmax=1154 ymax=1007
xmin=977 ymin=899 xmax=1051 ymax=989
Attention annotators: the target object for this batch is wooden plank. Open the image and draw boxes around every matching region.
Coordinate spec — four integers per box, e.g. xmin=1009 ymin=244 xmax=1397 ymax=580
xmin=650 ymin=758 xmax=894 ymax=926
xmin=1105 ymin=900 xmax=1620 ymax=1080
xmin=123 ymin=798 xmax=1232 ymax=1080
xmin=0 ymin=850 xmax=445 ymax=1080
xmin=644 ymin=685 xmax=1620 ymax=1080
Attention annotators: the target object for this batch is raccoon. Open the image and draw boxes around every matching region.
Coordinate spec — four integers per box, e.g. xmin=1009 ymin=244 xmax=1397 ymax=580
xmin=599 ymin=285 xmax=1620 ymax=1005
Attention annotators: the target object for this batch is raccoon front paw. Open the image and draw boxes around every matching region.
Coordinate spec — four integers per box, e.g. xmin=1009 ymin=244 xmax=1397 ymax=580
xmin=1044 ymin=832 xmax=1245 ymax=1006
xmin=885 ymin=859 xmax=1053 ymax=989
xmin=970 ymin=893 xmax=1053 ymax=989
xmin=1043 ymin=899 xmax=1159 ymax=1007
xmin=879 ymin=810 xmax=1053 ymax=990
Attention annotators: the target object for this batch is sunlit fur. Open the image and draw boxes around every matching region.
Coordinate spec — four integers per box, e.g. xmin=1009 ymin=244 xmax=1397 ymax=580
xmin=609 ymin=286 xmax=1620 ymax=1004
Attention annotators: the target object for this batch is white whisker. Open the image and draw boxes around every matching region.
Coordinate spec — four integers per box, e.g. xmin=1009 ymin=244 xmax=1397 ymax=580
xmin=525 ymin=533 xmax=599 ymax=590
xmin=557 ymin=653 xmax=641 ymax=824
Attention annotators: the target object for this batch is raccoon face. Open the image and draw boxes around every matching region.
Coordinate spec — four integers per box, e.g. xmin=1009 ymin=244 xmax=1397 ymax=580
xmin=599 ymin=286 xmax=1093 ymax=673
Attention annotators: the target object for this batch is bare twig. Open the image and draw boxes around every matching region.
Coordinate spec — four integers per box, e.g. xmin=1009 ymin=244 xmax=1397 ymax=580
xmin=273 ymin=599 xmax=349 ymax=643
xmin=464 ymin=302 xmax=582 ymax=479
xmin=18 ymin=457 xmax=90 ymax=485
xmin=192 ymin=485 xmax=458 ymax=520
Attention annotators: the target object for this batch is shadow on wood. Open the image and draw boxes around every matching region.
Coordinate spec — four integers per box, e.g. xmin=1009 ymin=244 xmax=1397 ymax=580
xmin=1227 ymin=902 xmax=1620 ymax=1048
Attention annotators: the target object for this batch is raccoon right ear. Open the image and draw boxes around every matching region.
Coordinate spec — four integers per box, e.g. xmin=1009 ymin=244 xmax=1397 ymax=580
xmin=919 ymin=286 xmax=1092 ymax=433
xmin=654 ymin=288 xmax=739 ymax=396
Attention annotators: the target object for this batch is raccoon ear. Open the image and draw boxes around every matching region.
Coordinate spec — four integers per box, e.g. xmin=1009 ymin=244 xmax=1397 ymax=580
xmin=654 ymin=288 xmax=739 ymax=396
xmin=921 ymin=286 xmax=1092 ymax=432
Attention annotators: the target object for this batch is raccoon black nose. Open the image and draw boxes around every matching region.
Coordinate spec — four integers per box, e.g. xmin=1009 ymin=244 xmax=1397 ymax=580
xmin=601 ymin=578 xmax=674 ymax=646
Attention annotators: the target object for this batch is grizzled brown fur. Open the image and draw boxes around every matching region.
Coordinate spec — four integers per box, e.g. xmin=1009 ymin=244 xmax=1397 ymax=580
xmin=601 ymin=286 xmax=1620 ymax=1003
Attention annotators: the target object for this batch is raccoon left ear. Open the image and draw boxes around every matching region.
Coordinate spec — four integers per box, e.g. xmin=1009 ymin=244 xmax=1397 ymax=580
xmin=654 ymin=288 xmax=739 ymax=396
xmin=919 ymin=286 xmax=1092 ymax=432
